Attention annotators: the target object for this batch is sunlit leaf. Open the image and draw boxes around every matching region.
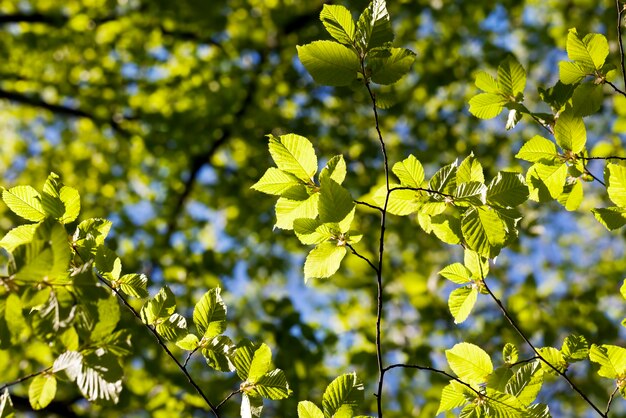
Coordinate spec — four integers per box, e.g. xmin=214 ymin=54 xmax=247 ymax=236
xmin=297 ymin=41 xmax=360 ymax=86
xmin=445 ymin=342 xmax=493 ymax=385
xmin=320 ymin=4 xmax=356 ymax=45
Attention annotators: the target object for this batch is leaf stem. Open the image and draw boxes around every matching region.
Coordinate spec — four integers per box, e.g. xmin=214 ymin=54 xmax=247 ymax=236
xmin=216 ymin=389 xmax=241 ymax=410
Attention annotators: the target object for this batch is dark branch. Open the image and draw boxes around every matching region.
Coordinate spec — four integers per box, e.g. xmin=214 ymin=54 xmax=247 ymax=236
xmin=605 ymin=80 xmax=626 ymax=98
xmin=216 ymin=389 xmax=241 ymax=410
xmin=346 ymin=243 xmax=379 ymax=274
xmin=0 ymin=367 xmax=51 ymax=392
xmin=581 ymin=156 xmax=626 ymax=161
xmin=0 ymin=88 xmax=130 ymax=136
xmin=616 ymin=0 xmax=626 ymax=91
xmin=354 ymin=200 xmax=384 ymax=212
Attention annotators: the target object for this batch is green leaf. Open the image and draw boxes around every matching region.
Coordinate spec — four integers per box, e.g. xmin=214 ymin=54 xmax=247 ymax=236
xmin=370 ymin=47 xmax=416 ymax=85
xmin=298 ymin=401 xmax=324 ymax=418
xmin=0 ymin=224 xmax=37 ymax=253
xmin=555 ymin=110 xmax=586 ymax=153
xmin=461 ymin=207 xmax=506 ymax=258
xmin=571 ymin=83 xmax=604 ymax=117
xmin=356 ymin=0 xmax=394 ymax=51
xmin=202 ymin=335 xmax=236 ymax=372
xmin=558 ymin=181 xmax=583 ymax=211
xmin=193 ymin=287 xmax=227 ymax=339
xmin=589 ymin=344 xmax=626 ymax=378
xmin=322 ymin=373 xmax=364 ymax=418
xmin=155 ymin=313 xmax=188 ymax=342
xmin=58 ymin=185 xmax=80 ymax=224
xmin=566 ymin=28 xmax=609 ymax=71
xmin=297 ymin=41 xmax=360 ymax=86
xmin=430 ymin=213 xmax=463 ymax=244
xmin=2 ymin=185 xmax=46 ymax=222
xmin=275 ymin=193 xmax=320 ymax=230
xmin=448 ymin=286 xmax=478 ymax=324
xmin=488 ymin=367 xmax=514 ymax=393
xmin=505 ymin=362 xmax=543 ymax=406
xmin=374 ymin=184 xmax=421 ymax=216
xmin=255 ymin=368 xmax=291 ymax=400
xmin=537 ymin=347 xmax=567 ymax=375
xmin=73 ymin=218 xmax=112 ymax=249
xmin=140 ymin=286 xmax=176 ymax=325
xmin=319 ymin=176 xmax=354 ymax=224
xmin=561 ymin=335 xmax=589 ymax=362
xmin=559 ymin=61 xmax=589 ymax=85
xmin=320 ymin=155 xmax=347 ymax=184
xmin=392 ymin=154 xmax=424 ymax=188
xmin=497 ymin=56 xmax=526 ymax=97
xmin=446 ymin=342 xmax=493 ymax=385
xmin=248 ymin=343 xmax=272 ymax=383
xmin=429 ymin=162 xmax=457 ymax=197
xmin=592 ymin=207 xmax=626 ymax=230
xmin=464 ymin=249 xmax=489 ymax=279
xmin=455 ymin=182 xmax=487 ymax=206
xmin=118 ymin=273 xmax=149 ymax=298
xmin=294 ymin=219 xmax=331 ymax=245
xmin=62 ymin=350 xmax=123 ymax=403
xmin=527 ymin=163 xmax=568 ymax=202
xmin=527 ymin=404 xmax=551 ymax=418
xmin=439 ymin=263 xmax=472 ymax=284
xmin=251 ymin=168 xmax=305 ymax=196
xmin=40 ymin=173 xmax=81 ymax=224
xmin=539 ymin=81 xmax=576 ymax=109
xmin=468 ymin=93 xmax=506 ymax=119
xmin=241 ymin=393 xmax=263 ymax=418
xmin=457 ymin=153 xmax=484 ymax=184
xmin=320 ymin=5 xmax=356 ymax=45
xmin=268 ymin=134 xmax=317 ymax=183
xmin=487 ymin=172 xmax=529 ymax=208
xmin=28 ymin=374 xmax=57 ymax=410
xmin=515 ymin=135 xmax=558 ymax=163
xmin=606 ymin=163 xmax=626 ymax=207
xmin=436 ymin=381 xmax=468 ymax=414
xmin=304 ymin=242 xmax=347 ymax=280
xmin=503 ymin=343 xmax=519 ymax=365
xmin=0 ymin=390 xmax=14 ymax=418
xmin=175 ymin=333 xmax=199 ymax=350
xmin=90 ymin=295 xmax=121 ymax=342
xmin=233 ymin=340 xmax=258 ymax=381
xmin=474 ymin=71 xmax=500 ymax=93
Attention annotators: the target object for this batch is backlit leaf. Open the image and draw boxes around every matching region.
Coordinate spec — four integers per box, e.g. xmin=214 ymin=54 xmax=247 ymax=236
xmin=445 ymin=342 xmax=493 ymax=385
xmin=297 ymin=41 xmax=360 ymax=86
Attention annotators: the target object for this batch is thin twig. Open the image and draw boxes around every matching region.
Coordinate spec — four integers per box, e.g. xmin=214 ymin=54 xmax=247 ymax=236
xmin=581 ymin=156 xmax=626 ymax=161
xmin=183 ymin=347 xmax=201 ymax=368
xmin=389 ymin=186 xmax=454 ymax=199
xmin=605 ymin=386 xmax=619 ymax=416
xmin=618 ymin=0 xmax=626 ymax=91
xmin=481 ymin=275 xmax=606 ymax=416
xmin=362 ymin=66 xmax=390 ymax=418
xmin=216 ymin=390 xmax=241 ymax=410
xmin=346 ymin=243 xmax=379 ymax=274
xmin=605 ymin=80 xmax=626 ymax=98
xmin=581 ymin=159 xmax=606 ymax=187
xmin=354 ymin=200 xmax=384 ymax=212
xmin=529 ymin=112 xmax=554 ymax=136
xmin=0 ymin=367 xmax=52 ymax=392
xmin=72 ymin=248 xmax=220 ymax=417
xmin=510 ymin=356 xmax=540 ymax=367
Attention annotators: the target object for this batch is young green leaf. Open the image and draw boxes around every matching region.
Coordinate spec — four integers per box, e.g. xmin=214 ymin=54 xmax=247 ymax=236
xmin=0 ymin=224 xmax=38 ymax=253
xmin=503 ymin=343 xmax=519 ymax=365
xmin=320 ymin=155 xmax=347 ymax=184
xmin=429 ymin=161 xmax=458 ymax=197
xmin=464 ymin=249 xmax=489 ymax=279
xmin=439 ymin=263 xmax=472 ymax=284
xmin=322 ymin=373 xmax=364 ymax=418
xmin=155 ymin=313 xmax=188 ymax=342
xmin=118 ymin=273 xmax=149 ymax=298
xmin=537 ymin=347 xmax=567 ymax=375
xmin=589 ymin=344 xmax=626 ymax=378
xmin=2 ymin=185 xmax=46 ymax=222
xmin=527 ymin=163 xmax=568 ymax=202
xmin=241 ymin=393 xmax=263 ymax=418
xmin=561 ymin=335 xmax=589 ymax=362
xmin=486 ymin=172 xmax=529 ymax=208
xmin=606 ymin=163 xmax=626 ymax=207
xmin=566 ymin=28 xmax=609 ymax=71
xmin=202 ymin=335 xmax=236 ymax=372
xmin=369 ymin=47 xmax=416 ymax=85
xmin=505 ymin=362 xmax=543 ymax=406
xmin=515 ymin=135 xmax=558 ymax=164
xmin=557 ymin=181 xmax=583 ymax=211
xmin=298 ymin=401 xmax=324 ymax=418
xmin=392 ymin=154 xmax=424 ymax=188
xmin=254 ymin=368 xmax=291 ymax=400
xmin=474 ymin=71 xmax=500 ymax=93
xmin=320 ymin=5 xmax=356 ymax=45
xmin=251 ymin=168 xmax=304 ymax=196
xmin=356 ymin=0 xmax=394 ymax=51
xmin=455 ymin=182 xmax=487 ymax=206
xmin=294 ymin=218 xmax=332 ymax=245
xmin=193 ymin=287 xmax=227 ymax=339
xmin=592 ymin=207 xmax=626 ymax=230
xmin=457 ymin=153 xmax=484 ymax=184
xmin=559 ymin=61 xmax=589 ymax=85
xmin=374 ymin=184 xmax=421 ymax=216
xmin=275 ymin=194 xmax=320 ymax=230
xmin=497 ymin=56 xmax=526 ymax=98
xmin=448 ymin=286 xmax=478 ymax=324
xmin=430 ymin=213 xmax=463 ymax=245
xmin=445 ymin=342 xmax=493 ymax=385
xmin=461 ymin=207 xmax=506 ymax=258
xmin=0 ymin=389 xmax=14 ymax=418
xmin=140 ymin=286 xmax=176 ymax=325
xmin=554 ymin=110 xmax=586 ymax=153
xmin=436 ymin=381 xmax=469 ymax=415
xmin=468 ymin=93 xmax=507 ymax=119
xmin=268 ymin=134 xmax=317 ymax=183
xmin=63 ymin=350 xmax=123 ymax=403
xmin=28 ymin=374 xmax=57 ymax=410
xmin=304 ymin=242 xmax=347 ymax=280
xmin=319 ymin=176 xmax=354 ymax=224
xmin=571 ymin=83 xmax=604 ymax=117
xmin=176 ymin=333 xmax=199 ymax=351
xmin=297 ymin=41 xmax=360 ymax=86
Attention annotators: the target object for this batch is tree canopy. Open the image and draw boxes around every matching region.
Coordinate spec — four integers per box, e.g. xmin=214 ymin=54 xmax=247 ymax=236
xmin=1 ymin=0 xmax=626 ymax=417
